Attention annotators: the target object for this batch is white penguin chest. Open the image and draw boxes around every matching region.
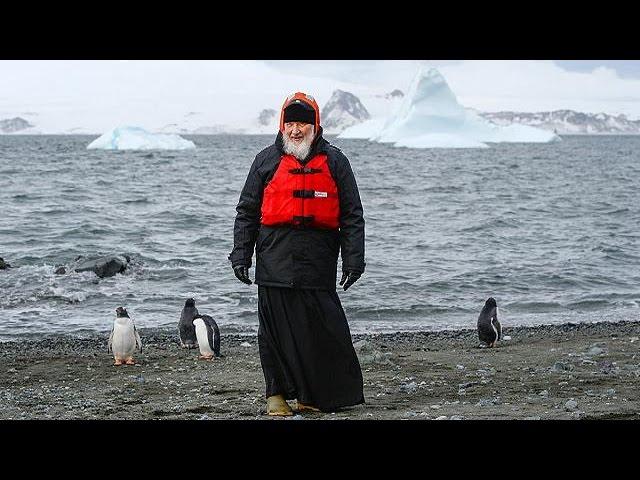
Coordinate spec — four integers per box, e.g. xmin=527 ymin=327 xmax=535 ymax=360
xmin=194 ymin=319 xmax=213 ymax=355
xmin=112 ymin=320 xmax=136 ymax=355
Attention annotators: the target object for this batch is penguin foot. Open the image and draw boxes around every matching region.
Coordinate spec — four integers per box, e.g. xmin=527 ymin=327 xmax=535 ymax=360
xmin=295 ymin=401 xmax=321 ymax=413
xmin=114 ymin=359 xmax=123 ymax=366
xmin=125 ymin=358 xmax=136 ymax=365
xmin=198 ymin=355 xmax=214 ymax=361
xmin=266 ymin=395 xmax=294 ymax=416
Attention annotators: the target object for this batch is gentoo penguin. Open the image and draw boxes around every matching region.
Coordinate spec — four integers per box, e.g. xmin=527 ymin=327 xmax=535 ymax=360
xmin=193 ymin=314 xmax=221 ymax=360
xmin=108 ymin=307 xmax=142 ymax=365
xmin=178 ymin=298 xmax=199 ymax=349
xmin=477 ymin=297 xmax=502 ymax=348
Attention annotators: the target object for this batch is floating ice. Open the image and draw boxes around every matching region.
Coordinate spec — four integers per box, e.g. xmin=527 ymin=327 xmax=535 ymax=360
xmin=339 ymin=67 xmax=560 ymax=149
xmin=87 ymin=126 xmax=196 ymax=150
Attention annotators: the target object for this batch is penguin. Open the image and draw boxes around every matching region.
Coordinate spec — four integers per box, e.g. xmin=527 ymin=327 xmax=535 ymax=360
xmin=477 ymin=297 xmax=501 ymax=348
xmin=178 ymin=298 xmax=199 ymax=349
xmin=108 ymin=307 xmax=142 ymax=365
xmin=193 ymin=314 xmax=221 ymax=360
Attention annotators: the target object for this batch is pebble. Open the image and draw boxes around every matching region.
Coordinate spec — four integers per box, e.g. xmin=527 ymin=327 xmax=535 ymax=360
xmin=564 ymin=399 xmax=578 ymax=411
xmin=587 ymin=346 xmax=606 ymax=356
xmin=551 ymin=362 xmax=573 ymax=373
xmin=434 ymin=415 xmax=448 ymax=420
xmin=240 ymin=342 xmax=252 ymax=348
xmin=399 ymin=382 xmax=418 ymax=394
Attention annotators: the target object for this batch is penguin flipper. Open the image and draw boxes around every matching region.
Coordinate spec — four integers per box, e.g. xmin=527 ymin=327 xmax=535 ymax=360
xmin=134 ymin=324 xmax=143 ymax=353
xmin=202 ymin=315 xmax=221 ymax=357
xmin=492 ymin=318 xmax=502 ymax=341
xmin=107 ymin=326 xmax=114 ymax=353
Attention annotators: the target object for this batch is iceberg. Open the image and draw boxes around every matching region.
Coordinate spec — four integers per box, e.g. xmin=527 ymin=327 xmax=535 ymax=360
xmin=337 ymin=117 xmax=386 ymax=139
xmin=339 ymin=67 xmax=559 ymax=149
xmin=87 ymin=126 xmax=196 ymax=150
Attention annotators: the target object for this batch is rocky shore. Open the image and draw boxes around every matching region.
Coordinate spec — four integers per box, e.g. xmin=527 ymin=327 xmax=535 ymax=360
xmin=1 ymin=320 xmax=639 ymax=420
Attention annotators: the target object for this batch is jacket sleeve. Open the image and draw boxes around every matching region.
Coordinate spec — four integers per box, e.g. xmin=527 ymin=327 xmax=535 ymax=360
xmin=228 ymin=153 xmax=266 ymax=268
xmin=332 ymin=149 xmax=366 ymax=274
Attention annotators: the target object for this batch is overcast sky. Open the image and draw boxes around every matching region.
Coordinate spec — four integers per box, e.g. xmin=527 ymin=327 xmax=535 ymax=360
xmin=1 ymin=60 xmax=639 ymax=127
xmin=265 ymin=60 xmax=640 ymax=117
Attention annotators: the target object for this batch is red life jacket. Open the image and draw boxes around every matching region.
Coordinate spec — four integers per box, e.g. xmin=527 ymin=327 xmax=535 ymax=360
xmin=261 ymin=153 xmax=340 ymax=229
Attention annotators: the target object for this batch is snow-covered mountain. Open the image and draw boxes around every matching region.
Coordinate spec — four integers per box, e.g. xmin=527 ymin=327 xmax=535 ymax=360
xmin=479 ymin=110 xmax=640 ymax=134
xmin=0 ymin=117 xmax=34 ymax=133
xmin=258 ymin=109 xmax=277 ymax=126
xmin=321 ymin=90 xmax=371 ymax=134
xmin=339 ymin=67 xmax=559 ymax=148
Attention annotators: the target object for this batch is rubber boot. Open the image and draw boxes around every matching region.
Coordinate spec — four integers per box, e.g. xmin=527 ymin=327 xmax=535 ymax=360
xmin=266 ymin=395 xmax=294 ymax=416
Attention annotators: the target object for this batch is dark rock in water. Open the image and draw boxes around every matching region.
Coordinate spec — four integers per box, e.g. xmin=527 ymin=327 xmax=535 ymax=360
xmin=0 ymin=257 xmax=12 ymax=269
xmin=74 ymin=255 xmax=129 ymax=278
xmin=54 ymin=266 xmax=67 ymax=275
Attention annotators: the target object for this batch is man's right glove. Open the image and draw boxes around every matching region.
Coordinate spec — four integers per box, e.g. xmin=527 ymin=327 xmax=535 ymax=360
xmin=339 ymin=271 xmax=361 ymax=291
xmin=233 ymin=265 xmax=252 ymax=285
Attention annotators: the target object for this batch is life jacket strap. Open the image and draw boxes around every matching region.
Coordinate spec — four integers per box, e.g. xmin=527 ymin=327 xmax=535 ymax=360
xmin=292 ymin=215 xmax=315 ymax=226
xmin=293 ymin=189 xmax=316 ymax=199
xmin=289 ymin=167 xmax=323 ymax=174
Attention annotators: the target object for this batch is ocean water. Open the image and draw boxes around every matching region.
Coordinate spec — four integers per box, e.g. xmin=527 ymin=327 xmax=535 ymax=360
xmin=1 ymin=134 xmax=639 ymax=340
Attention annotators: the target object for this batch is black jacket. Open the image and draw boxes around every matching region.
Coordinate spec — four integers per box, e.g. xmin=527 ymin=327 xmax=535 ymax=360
xmin=229 ymin=128 xmax=365 ymax=290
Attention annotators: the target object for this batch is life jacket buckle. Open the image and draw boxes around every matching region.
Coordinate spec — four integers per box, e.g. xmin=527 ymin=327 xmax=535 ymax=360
xmin=293 ymin=189 xmax=315 ymax=199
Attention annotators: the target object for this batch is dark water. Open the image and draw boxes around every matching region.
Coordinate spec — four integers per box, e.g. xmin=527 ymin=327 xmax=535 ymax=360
xmin=1 ymin=135 xmax=639 ymax=340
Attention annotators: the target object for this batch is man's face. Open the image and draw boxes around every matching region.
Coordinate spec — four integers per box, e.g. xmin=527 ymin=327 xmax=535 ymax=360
xmin=284 ymin=122 xmax=314 ymax=143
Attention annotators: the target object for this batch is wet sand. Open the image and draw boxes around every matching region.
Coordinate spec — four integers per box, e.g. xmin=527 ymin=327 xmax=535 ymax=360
xmin=1 ymin=320 xmax=639 ymax=420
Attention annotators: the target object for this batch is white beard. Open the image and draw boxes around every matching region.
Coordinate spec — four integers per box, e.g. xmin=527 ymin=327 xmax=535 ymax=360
xmin=282 ymin=128 xmax=314 ymax=160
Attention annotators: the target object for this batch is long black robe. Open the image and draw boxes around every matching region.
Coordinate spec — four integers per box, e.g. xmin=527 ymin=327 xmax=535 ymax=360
xmin=257 ymin=285 xmax=364 ymax=412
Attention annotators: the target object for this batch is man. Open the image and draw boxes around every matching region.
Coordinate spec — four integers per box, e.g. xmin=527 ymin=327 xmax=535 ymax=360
xmin=229 ymin=92 xmax=366 ymax=415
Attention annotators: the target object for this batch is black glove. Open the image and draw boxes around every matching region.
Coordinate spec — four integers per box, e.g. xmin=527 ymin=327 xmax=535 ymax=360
xmin=233 ymin=265 xmax=252 ymax=285
xmin=339 ymin=271 xmax=361 ymax=291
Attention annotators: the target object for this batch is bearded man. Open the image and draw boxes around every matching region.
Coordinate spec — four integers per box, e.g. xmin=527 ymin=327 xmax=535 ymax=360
xmin=229 ymin=92 xmax=366 ymax=415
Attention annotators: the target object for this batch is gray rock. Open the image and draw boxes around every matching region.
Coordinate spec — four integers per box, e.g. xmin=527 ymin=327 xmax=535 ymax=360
xmin=74 ymin=255 xmax=130 ymax=278
xmin=434 ymin=415 xmax=448 ymax=420
xmin=353 ymin=340 xmax=369 ymax=352
xmin=551 ymin=361 xmax=574 ymax=373
xmin=458 ymin=381 xmax=479 ymax=389
xmin=0 ymin=257 xmax=12 ymax=270
xmin=587 ymin=346 xmax=606 ymax=356
xmin=599 ymin=361 xmax=618 ymax=374
xmin=399 ymin=381 xmax=418 ymax=394
xmin=564 ymin=399 xmax=578 ymax=411
xmin=54 ymin=266 xmax=66 ymax=275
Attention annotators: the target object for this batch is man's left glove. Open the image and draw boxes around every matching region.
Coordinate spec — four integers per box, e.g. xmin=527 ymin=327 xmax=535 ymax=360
xmin=339 ymin=271 xmax=361 ymax=291
xmin=233 ymin=265 xmax=252 ymax=285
